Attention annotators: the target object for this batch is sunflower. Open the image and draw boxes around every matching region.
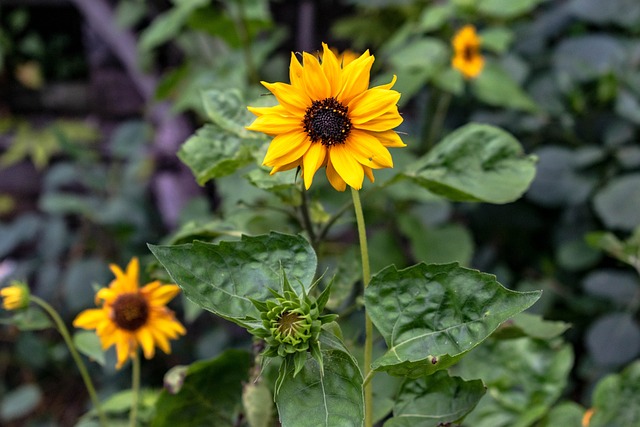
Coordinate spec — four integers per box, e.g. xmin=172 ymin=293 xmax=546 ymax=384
xmin=1 ymin=282 xmax=29 ymax=310
xmin=73 ymin=257 xmax=185 ymax=369
xmin=247 ymin=43 xmax=405 ymax=191
xmin=452 ymin=25 xmax=484 ymax=79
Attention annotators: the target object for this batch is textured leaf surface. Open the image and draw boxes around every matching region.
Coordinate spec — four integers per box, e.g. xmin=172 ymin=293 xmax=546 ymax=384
xmin=590 ymin=360 xmax=640 ymax=427
xmin=404 ymin=124 xmax=537 ymax=203
xmin=384 ymin=371 xmax=485 ymax=427
xmin=365 ymin=263 xmax=541 ymax=377
xmin=456 ymin=337 xmax=573 ymax=427
xmin=151 ymin=350 xmax=251 ymax=427
xmin=149 ymin=232 xmax=317 ymax=328
xmin=276 ymin=331 xmax=364 ymax=427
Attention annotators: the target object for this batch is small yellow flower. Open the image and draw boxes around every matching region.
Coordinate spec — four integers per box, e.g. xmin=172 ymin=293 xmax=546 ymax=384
xmin=247 ymin=42 xmax=406 ymax=191
xmin=452 ymin=25 xmax=484 ymax=79
xmin=582 ymin=408 xmax=594 ymax=427
xmin=73 ymin=258 xmax=186 ymax=369
xmin=1 ymin=282 xmax=30 ymax=310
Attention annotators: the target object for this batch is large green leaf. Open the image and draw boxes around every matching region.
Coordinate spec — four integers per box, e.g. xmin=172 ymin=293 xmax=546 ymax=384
xmin=202 ymin=89 xmax=263 ymax=139
xmin=365 ymin=263 xmax=541 ymax=377
xmin=148 ymin=232 xmax=317 ymax=328
xmin=589 ymin=360 xmax=640 ymax=427
xmin=471 ymin=62 xmax=538 ymax=112
xmin=456 ymin=337 xmax=573 ymax=427
xmin=384 ymin=371 xmax=486 ymax=427
xmin=177 ymin=123 xmax=256 ymax=185
xmin=276 ymin=331 xmax=364 ymax=427
xmin=403 ymin=123 xmax=537 ymax=203
xmin=151 ymin=349 xmax=252 ymax=427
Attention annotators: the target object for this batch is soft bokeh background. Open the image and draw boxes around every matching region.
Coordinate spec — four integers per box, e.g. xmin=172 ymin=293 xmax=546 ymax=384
xmin=1 ymin=0 xmax=640 ymax=425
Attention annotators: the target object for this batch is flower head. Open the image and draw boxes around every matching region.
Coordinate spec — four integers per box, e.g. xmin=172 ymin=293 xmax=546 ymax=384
xmin=73 ymin=257 xmax=186 ymax=369
xmin=1 ymin=281 xmax=30 ymax=311
xmin=250 ymin=272 xmax=336 ymax=377
xmin=452 ymin=25 xmax=484 ymax=79
xmin=247 ymin=43 xmax=406 ymax=191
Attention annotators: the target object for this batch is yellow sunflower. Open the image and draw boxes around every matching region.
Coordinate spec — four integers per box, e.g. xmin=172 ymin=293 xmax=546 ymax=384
xmin=1 ymin=282 xmax=30 ymax=310
xmin=247 ymin=42 xmax=405 ymax=191
xmin=73 ymin=257 xmax=185 ymax=369
xmin=452 ymin=25 xmax=484 ymax=79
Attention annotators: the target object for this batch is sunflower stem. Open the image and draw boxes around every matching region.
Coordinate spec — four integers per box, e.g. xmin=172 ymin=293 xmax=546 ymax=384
xmin=351 ymin=188 xmax=373 ymax=427
xmin=30 ymin=296 xmax=108 ymax=427
xmin=300 ymin=185 xmax=317 ymax=246
xmin=130 ymin=352 xmax=141 ymax=427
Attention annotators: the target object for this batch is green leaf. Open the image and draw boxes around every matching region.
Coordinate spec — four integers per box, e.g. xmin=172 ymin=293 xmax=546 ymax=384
xmin=585 ymin=229 xmax=640 ymax=268
xmin=479 ymin=27 xmax=514 ymax=53
xmin=472 ymin=62 xmax=538 ymax=112
xmin=7 ymin=306 xmax=52 ymax=331
xmin=418 ymin=4 xmax=454 ymax=32
xmin=275 ymin=331 xmax=364 ymax=427
xmin=403 ymin=123 xmax=537 ymax=204
xmin=492 ymin=312 xmax=571 ymax=340
xmin=384 ymin=371 xmax=486 ymax=426
xmin=456 ymin=337 xmax=573 ymax=427
xmin=202 ymin=89 xmax=263 ymax=139
xmin=398 ymin=216 xmax=474 ymax=265
xmin=178 ymin=123 xmax=256 ymax=185
xmin=589 ymin=360 xmax=640 ymax=427
xmin=0 ymin=384 xmax=42 ymax=421
xmin=586 ymin=313 xmax=640 ymax=366
xmin=148 ymin=232 xmax=317 ymax=328
xmin=388 ymin=38 xmax=448 ymax=72
xmin=477 ymin=0 xmax=543 ymax=19
xmin=151 ymin=349 xmax=252 ymax=427
xmin=138 ymin=0 xmax=208 ymax=53
xmin=242 ymin=380 xmax=274 ymax=427
xmin=539 ymin=402 xmax=586 ymax=427
xmin=73 ymin=331 xmax=106 ymax=366
xmin=593 ymin=174 xmax=640 ymax=231
xmin=365 ymin=263 xmax=541 ymax=378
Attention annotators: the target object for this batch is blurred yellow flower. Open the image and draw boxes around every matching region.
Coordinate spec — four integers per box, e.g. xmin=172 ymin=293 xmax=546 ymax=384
xmin=1 ymin=282 xmax=30 ymax=310
xmin=247 ymin=42 xmax=405 ymax=191
xmin=452 ymin=25 xmax=484 ymax=79
xmin=582 ymin=408 xmax=594 ymax=427
xmin=73 ymin=258 xmax=185 ymax=369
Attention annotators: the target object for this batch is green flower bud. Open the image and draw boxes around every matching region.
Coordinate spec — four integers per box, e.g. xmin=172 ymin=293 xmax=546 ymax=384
xmin=249 ymin=272 xmax=337 ymax=377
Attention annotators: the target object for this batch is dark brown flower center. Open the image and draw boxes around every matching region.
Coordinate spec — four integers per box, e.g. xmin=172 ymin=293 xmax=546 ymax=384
xmin=278 ymin=311 xmax=303 ymax=336
xmin=463 ymin=45 xmax=478 ymax=61
xmin=112 ymin=293 xmax=149 ymax=331
xmin=303 ymin=97 xmax=351 ymax=146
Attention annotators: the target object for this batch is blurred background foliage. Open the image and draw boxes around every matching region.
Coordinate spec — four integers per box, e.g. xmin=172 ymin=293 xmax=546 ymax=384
xmin=1 ymin=0 xmax=640 ymax=425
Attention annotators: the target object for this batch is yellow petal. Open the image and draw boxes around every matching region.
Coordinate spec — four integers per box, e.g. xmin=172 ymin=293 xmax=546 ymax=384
xmin=348 ymin=88 xmax=401 ymax=124
xmin=321 ymin=43 xmax=341 ymax=95
xmin=329 ymin=144 xmax=364 ymax=190
xmin=149 ymin=327 xmax=171 ymax=354
xmin=262 ymin=81 xmax=309 ymax=113
xmin=270 ymin=159 xmax=302 ymax=174
xmin=302 ymin=52 xmax=331 ymax=100
xmin=338 ymin=52 xmax=374 ymax=104
xmin=347 ymin=129 xmax=393 ymax=169
xmin=246 ymin=114 xmax=302 ymax=136
xmin=136 ymin=328 xmax=156 ymax=360
xmin=363 ymin=165 xmax=375 ymax=183
xmin=263 ymin=130 xmax=311 ymax=166
xmin=143 ymin=283 xmax=180 ymax=306
xmin=115 ymin=331 xmax=135 ymax=369
xmin=325 ymin=157 xmax=347 ymax=191
xmin=352 ymin=108 xmax=403 ymax=132
xmin=373 ymin=129 xmax=407 ymax=147
xmin=302 ymin=142 xmax=327 ymax=189
xmin=289 ymin=52 xmax=304 ymax=87
xmin=372 ymin=75 xmax=397 ymax=91
xmin=247 ymin=104 xmax=288 ymax=117
xmin=73 ymin=309 xmax=106 ymax=329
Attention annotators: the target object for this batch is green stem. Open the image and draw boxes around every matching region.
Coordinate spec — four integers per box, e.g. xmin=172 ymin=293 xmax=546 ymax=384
xmin=130 ymin=352 xmax=141 ymax=427
xmin=30 ymin=296 xmax=107 ymax=427
xmin=300 ymin=185 xmax=317 ymax=246
xmin=232 ymin=0 xmax=259 ymax=85
xmin=423 ymin=90 xmax=452 ymax=151
xmin=351 ymin=188 xmax=373 ymax=427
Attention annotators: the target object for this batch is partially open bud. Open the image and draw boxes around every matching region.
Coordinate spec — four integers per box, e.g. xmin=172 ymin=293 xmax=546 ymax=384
xmin=250 ymin=272 xmax=337 ymax=377
xmin=1 ymin=281 xmax=30 ymax=311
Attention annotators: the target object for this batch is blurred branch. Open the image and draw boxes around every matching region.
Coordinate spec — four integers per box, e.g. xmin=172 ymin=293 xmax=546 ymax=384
xmin=69 ymin=0 xmax=200 ymax=229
